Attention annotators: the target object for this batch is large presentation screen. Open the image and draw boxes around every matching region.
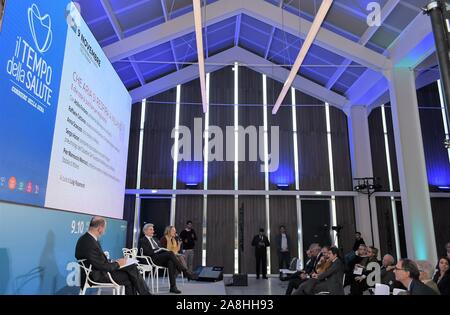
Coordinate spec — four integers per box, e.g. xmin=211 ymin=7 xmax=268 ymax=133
xmin=0 ymin=1 xmax=131 ymax=219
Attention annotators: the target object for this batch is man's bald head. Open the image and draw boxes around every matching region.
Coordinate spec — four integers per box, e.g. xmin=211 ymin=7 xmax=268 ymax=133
xmin=382 ymin=254 xmax=395 ymax=267
xmin=89 ymin=216 xmax=106 ymax=237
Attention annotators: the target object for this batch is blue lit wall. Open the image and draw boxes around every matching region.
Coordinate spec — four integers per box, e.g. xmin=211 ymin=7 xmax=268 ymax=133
xmin=0 ymin=201 xmax=126 ymax=294
xmin=177 ymin=161 xmax=204 ymax=186
xmin=417 ymin=82 xmax=450 ymax=189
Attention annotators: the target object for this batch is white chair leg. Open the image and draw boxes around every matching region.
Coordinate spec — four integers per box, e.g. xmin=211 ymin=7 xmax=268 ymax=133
xmin=163 ymin=268 xmax=167 ymax=287
xmin=166 ymin=269 xmax=170 ymax=288
xmin=156 ymin=269 xmax=159 ymax=293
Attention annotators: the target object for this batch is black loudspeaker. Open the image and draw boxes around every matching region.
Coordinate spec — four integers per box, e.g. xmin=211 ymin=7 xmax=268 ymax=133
xmin=232 ymin=273 xmax=248 ymax=286
xmin=196 ymin=266 xmax=224 ymax=282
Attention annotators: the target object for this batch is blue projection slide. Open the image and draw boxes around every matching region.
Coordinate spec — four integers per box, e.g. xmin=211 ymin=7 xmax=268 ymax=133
xmin=0 ymin=1 xmax=131 ymax=218
xmin=0 ymin=1 xmax=69 ymax=206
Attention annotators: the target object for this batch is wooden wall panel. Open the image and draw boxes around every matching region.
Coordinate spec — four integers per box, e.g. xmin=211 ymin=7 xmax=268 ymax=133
xmin=174 ymin=196 xmax=204 ymax=270
xmin=335 ymin=197 xmax=356 ymax=254
xmin=140 ymin=89 xmax=176 ymax=188
xmin=268 ymin=102 xmax=295 ymax=190
xmin=238 ymin=68 xmax=265 ymax=190
xmin=376 ymin=197 xmax=398 ymax=260
xmin=369 ymin=108 xmax=390 ymax=191
xmin=330 ymin=107 xmax=353 ymax=191
xmin=123 ymin=195 xmax=136 ymax=248
xmin=206 ymin=196 xmax=235 ymax=273
xmin=126 ymin=102 xmax=142 ymax=189
xmin=297 ymin=106 xmax=330 ymax=190
xmin=269 ymin=196 xmax=298 ymax=273
xmin=177 ymin=79 xmax=204 ymax=188
xmin=384 ymin=106 xmax=400 ymax=191
xmin=240 ymin=196 xmax=267 ymax=274
xmin=238 ymin=105 xmax=265 ymax=190
xmin=208 ymin=67 xmax=234 ymax=189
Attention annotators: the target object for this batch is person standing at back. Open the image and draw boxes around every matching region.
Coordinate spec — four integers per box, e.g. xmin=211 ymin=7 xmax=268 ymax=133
xmin=252 ymin=228 xmax=270 ymax=279
xmin=276 ymin=225 xmax=291 ymax=277
xmin=179 ymin=220 xmax=197 ymax=272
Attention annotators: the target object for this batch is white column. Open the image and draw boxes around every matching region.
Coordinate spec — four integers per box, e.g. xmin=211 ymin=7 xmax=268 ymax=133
xmin=347 ymin=105 xmax=380 ymax=249
xmin=387 ymin=67 xmax=437 ymax=261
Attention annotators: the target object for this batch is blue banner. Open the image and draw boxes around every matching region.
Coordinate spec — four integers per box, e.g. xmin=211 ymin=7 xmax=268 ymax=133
xmin=0 ymin=201 xmax=127 ymax=294
xmin=0 ymin=0 xmax=69 ymax=206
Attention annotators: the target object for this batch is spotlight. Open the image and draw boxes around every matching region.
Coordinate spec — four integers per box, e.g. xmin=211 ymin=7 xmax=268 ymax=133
xmin=277 ymin=184 xmax=290 ymax=190
xmin=438 ymin=185 xmax=450 ymax=191
xmin=185 ymin=183 xmax=199 ymax=189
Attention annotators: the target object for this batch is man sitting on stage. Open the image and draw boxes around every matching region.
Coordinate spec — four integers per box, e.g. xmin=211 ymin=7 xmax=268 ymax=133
xmin=139 ymin=223 xmax=197 ymax=294
xmin=75 ymin=216 xmax=150 ymax=295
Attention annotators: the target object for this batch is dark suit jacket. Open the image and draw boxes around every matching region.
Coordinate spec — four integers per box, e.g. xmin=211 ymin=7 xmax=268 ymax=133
xmin=304 ymin=256 xmax=317 ymax=275
xmin=75 ymin=233 xmax=120 ymax=285
xmin=138 ymin=236 xmax=162 ymax=259
xmin=275 ymin=233 xmax=290 ymax=253
xmin=316 ymin=258 xmax=345 ymax=295
xmin=433 ymin=272 xmax=450 ymax=295
xmin=251 ymin=234 xmax=270 ymax=254
xmin=409 ymin=279 xmax=439 ymax=295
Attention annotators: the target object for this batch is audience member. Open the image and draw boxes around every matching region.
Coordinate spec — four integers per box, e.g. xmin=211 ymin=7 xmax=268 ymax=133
xmin=75 ymin=216 xmax=150 ymax=295
xmin=139 ymin=223 xmax=196 ymax=294
xmin=283 ymin=244 xmax=321 ymax=294
xmin=416 ymin=260 xmax=440 ymax=294
xmin=380 ymin=254 xmax=405 ymax=291
xmin=394 ymin=259 xmax=437 ymax=295
xmin=345 ymin=244 xmax=368 ymax=286
xmin=433 ymin=257 xmax=450 ymax=295
xmin=295 ymin=247 xmax=344 ymax=295
xmin=352 ymin=232 xmax=366 ymax=252
xmin=179 ymin=220 xmax=197 ymax=272
xmin=350 ymin=246 xmax=380 ymax=295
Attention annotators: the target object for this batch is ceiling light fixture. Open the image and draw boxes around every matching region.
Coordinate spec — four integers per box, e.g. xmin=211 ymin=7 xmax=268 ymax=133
xmin=192 ymin=0 xmax=208 ymax=113
xmin=272 ymin=0 xmax=334 ymax=114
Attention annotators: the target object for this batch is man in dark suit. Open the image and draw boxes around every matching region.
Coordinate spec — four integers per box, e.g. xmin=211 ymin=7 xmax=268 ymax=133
xmin=139 ymin=223 xmax=197 ymax=294
xmin=75 ymin=216 xmax=150 ymax=295
xmin=394 ymin=258 xmax=438 ymax=295
xmin=310 ymin=246 xmax=345 ymax=295
xmin=275 ymin=225 xmax=291 ymax=276
xmin=251 ymin=228 xmax=270 ymax=279
xmin=380 ymin=254 xmax=405 ymax=291
xmin=284 ymin=244 xmax=321 ymax=295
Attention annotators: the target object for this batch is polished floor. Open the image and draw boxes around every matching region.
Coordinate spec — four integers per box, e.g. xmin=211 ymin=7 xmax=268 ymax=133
xmin=151 ymin=275 xmax=287 ymax=295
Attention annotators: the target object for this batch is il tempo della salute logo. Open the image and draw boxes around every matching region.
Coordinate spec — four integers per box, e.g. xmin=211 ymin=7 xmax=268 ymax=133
xmin=27 ymin=3 xmax=53 ymax=53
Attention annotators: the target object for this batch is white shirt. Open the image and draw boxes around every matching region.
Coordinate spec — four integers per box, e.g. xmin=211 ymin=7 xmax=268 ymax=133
xmin=281 ymin=234 xmax=288 ymax=251
xmin=146 ymin=235 xmax=157 ymax=249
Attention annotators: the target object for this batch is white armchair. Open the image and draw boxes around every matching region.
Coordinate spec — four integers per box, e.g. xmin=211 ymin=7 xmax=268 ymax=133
xmin=139 ymin=248 xmax=169 ymax=293
xmin=77 ymin=259 xmax=125 ymax=295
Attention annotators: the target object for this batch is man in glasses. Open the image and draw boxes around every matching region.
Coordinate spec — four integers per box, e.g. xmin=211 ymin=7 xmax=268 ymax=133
xmin=393 ymin=259 xmax=437 ymax=295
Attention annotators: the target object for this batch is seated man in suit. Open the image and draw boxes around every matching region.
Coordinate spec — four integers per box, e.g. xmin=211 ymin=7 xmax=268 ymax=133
xmin=75 ymin=216 xmax=150 ymax=295
xmin=394 ymin=258 xmax=438 ymax=295
xmin=139 ymin=223 xmax=197 ymax=294
xmin=285 ymin=244 xmax=322 ymax=295
xmin=380 ymin=254 xmax=405 ymax=292
xmin=295 ymin=246 xmax=345 ymax=295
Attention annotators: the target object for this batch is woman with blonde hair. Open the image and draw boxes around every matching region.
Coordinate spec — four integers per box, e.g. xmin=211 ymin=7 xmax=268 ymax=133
xmin=160 ymin=226 xmax=188 ymax=270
